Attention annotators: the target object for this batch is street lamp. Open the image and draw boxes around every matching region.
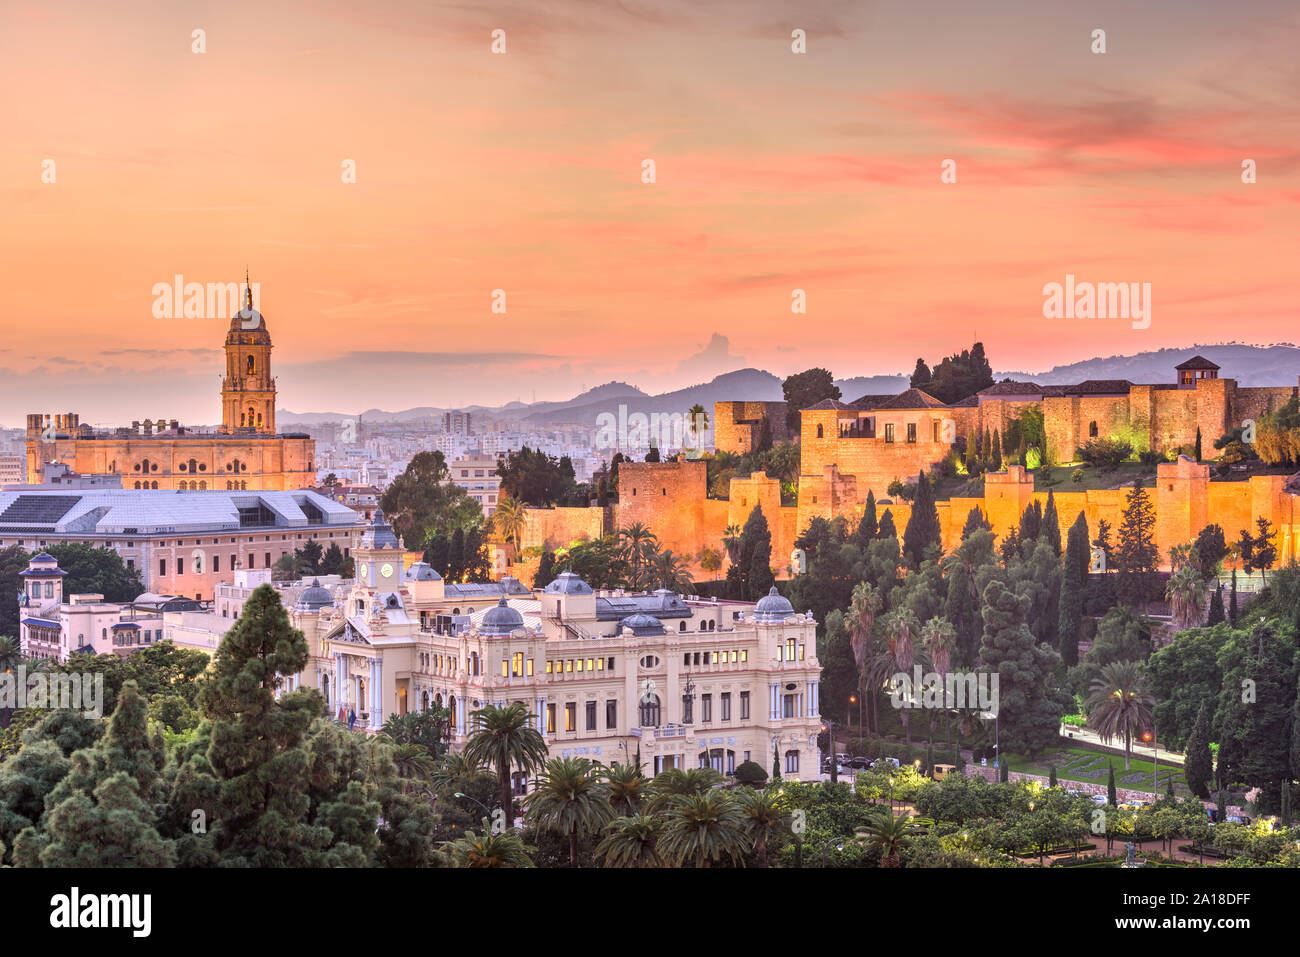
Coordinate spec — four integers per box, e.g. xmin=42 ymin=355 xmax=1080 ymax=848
xmin=848 ymin=693 xmax=857 ymax=730
xmin=1142 ymin=730 xmax=1158 ymax=796
xmin=453 ymin=791 xmax=496 ymax=830
xmin=821 ymin=839 xmax=843 ymax=868
xmin=822 ymin=721 xmax=838 ymax=784
xmin=888 ymin=775 xmax=895 ymax=813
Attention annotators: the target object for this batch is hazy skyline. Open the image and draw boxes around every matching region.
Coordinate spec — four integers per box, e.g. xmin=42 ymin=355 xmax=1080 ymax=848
xmin=3 ymin=0 xmax=1298 ymax=427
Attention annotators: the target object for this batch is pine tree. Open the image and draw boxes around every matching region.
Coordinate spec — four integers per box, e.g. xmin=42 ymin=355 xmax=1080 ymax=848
xmin=857 ymin=490 xmax=878 ymax=544
xmin=1290 ymin=682 xmax=1300 ymax=785
xmin=877 ymin=509 xmax=897 ymax=540
xmin=1107 ymin=763 xmax=1117 ymax=806
xmin=534 ymin=551 xmax=557 ymax=589
xmin=979 ymin=580 xmax=1068 ymax=755
xmin=902 ymin=469 xmax=941 ymax=569
xmin=196 ymin=584 xmax=345 ymax=866
xmin=34 ymin=682 xmax=174 ymax=867
xmin=1116 ymin=480 xmax=1158 ymax=607
xmin=1040 ymin=490 xmax=1062 ymax=557
xmin=1184 ymin=700 xmax=1213 ymax=798
xmin=1207 ymin=584 xmax=1225 ymax=626
xmin=991 ymin=431 xmax=1003 ymax=470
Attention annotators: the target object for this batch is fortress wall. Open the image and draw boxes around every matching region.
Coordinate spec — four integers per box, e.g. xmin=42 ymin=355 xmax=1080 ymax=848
xmin=615 ymin=460 xmax=712 ymax=565
xmin=521 ymin=506 xmax=606 ymax=551
xmin=1232 ymin=384 xmax=1299 ymax=427
xmin=1044 ymin=395 xmax=1131 ymax=461
xmin=713 ymin=401 xmax=790 ymax=454
xmin=973 ymin=398 xmax=1039 ymax=439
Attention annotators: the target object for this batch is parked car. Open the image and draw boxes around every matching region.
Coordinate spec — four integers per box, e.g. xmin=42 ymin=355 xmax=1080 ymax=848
xmin=871 ymin=757 xmax=901 ymax=770
xmin=835 ymin=753 xmax=851 ymax=765
xmin=1092 ymin=794 xmax=1109 ymax=805
xmin=1066 ymin=789 xmax=1084 ymax=798
xmin=848 ymin=757 xmax=870 ymax=770
xmin=932 ymin=763 xmax=956 ymax=781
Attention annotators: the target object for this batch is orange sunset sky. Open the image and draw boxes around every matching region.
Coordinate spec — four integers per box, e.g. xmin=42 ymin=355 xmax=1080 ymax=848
xmin=2 ymin=0 xmax=1299 ymax=427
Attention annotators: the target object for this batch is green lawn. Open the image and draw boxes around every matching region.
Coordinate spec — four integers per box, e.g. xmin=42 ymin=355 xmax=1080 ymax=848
xmin=1033 ymin=462 xmax=1156 ymax=492
xmin=1005 ymin=745 xmax=1190 ymax=798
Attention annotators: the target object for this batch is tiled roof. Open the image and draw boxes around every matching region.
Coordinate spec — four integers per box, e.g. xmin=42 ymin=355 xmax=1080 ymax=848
xmin=1174 ymin=355 xmax=1220 ymax=371
xmin=874 ymin=388 xmax=948 ymax=410
xmin=1064 ymin=379 xmax=1133 ymax=395
xmin=803 ymin=398 xmax=853 ymax=411
xmin=848 ymin=394 xmax=897 ymax=410
xmin=979 ymin=381 xmax=1044 ymax=396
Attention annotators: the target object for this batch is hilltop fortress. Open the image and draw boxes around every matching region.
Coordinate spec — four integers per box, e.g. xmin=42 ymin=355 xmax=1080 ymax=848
xmin=521 ymin=356 xmax=1300 ymax=578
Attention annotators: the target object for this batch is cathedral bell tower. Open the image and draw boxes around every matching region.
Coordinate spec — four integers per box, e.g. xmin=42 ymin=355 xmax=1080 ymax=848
xmin=220 ymin=270 xmax=276 ymax=435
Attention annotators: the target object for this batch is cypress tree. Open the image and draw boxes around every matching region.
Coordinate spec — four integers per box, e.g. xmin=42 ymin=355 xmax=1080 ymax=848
xmin=858 ymin=490 xmax=878 ymax=544
xmin=1107 ymin=763 xmax=1117 ymax=806
xmin=1229 ymin=569 xmax=1238 ymax=625
xmin=448 ymin=527 xmax=466 ymax=583
xmin=1291 ymin=683 xmax=1300 ymax=783
xmin=1184 ymin=700 xmax=1213 ymax=798
xmin=1058 ymin=514 xmax=1088 ymax=665
xmin=961 ymin=506 xmax=990 ymax=539
xmin=1019 ymin=501 xmax=1042 ymax=544
xmin=772 ymin=741 xmax=781 ymax=781
xmin=1041 ymin=490 xmax=1062 ymax=557
xmin=1194 ymin=427 xmax=1202 ymax=463
xmin=991 ymin=431 xmax=1003 ymax=470
xmin=1207 ymin=584 xmax=1225 ymax=626
xmin=1049 ymin=766 xmax=1057 ymax=788
xmin=902 ymin=469 xmax=941 ymax=569
xmin=877 ymin=509 xmax=897 ymax=540
xmin=1281 ymin=780 xmax=1292 ymax=827
xmin=741 ymin=505 xmax=775 ymax=601
xmin=1000 ymin=758 xmax=1009 ymax=783
xmin=983 ymin=427 xmax=992 ymax=469
xmin=963 ymin=431 xmax=978 ymax=474
xmin=1166 ymin=778 xmax=1175 ymax=800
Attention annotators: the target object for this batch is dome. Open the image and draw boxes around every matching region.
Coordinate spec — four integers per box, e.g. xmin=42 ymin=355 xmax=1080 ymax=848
xmin=480 ymin=597 xmax=524 ymax=636
xmin=619 ymin=613 xmax=665 ymax=636
xmin=753 ymin=586 xmax=795 ymax=622
xmin=295 ymin=579 xmax=334 ymax=611
xmin=403 ymin=561 xmax=442 ymax=582
xmin=543 ymin=572 xmax=593 ymax=595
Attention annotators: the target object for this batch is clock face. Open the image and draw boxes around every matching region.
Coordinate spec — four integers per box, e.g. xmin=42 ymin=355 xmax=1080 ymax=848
xmin=357 ymin=563 xmax=368 ymax=579
xmin=380 ymin=563 xmax=394 ymax=578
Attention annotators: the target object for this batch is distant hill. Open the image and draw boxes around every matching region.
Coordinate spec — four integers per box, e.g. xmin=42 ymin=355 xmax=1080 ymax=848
xmin=279 ymin=343 xmax=1299 ymax=427
xmin=998 ymin=344 xmax=1300 ymax=388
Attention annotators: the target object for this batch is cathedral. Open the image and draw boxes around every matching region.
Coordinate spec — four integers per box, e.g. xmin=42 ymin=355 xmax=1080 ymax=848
xmin=25 ymin=278 xmax=316 ymax=490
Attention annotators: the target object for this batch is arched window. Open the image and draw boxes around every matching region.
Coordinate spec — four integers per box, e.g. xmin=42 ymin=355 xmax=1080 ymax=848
xmin=247 ymin=355 xmax=256 ymax=375
xmin=240 ymin=413 xmax=246 ymax=427
xmin=639 ymin=694 xmax=661 ymax=728
xmin=151 ymin=481 xmax=158 ymax=489
xmin=679 ymin=621 xmax=687 ymax=632
xmin=1089 ymin=421 xmax=1099 ymax=438
xmin=784 ymin=750 xmax=800 ymax=774
xmin=257 ymin=412 xmax=263 ymax=427
xmin=134 ymin=481 xmax=141 ymax=489
xmin=816 ymin=424 xmax=824 ymax=438
xmin=448 ymin=696 xmax=457 ymax=728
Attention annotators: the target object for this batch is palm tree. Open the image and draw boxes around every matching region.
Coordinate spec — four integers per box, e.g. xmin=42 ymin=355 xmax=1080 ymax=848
xmin=389 ymin=743 xmax=438 ymax=794
xmin=0 ymin=636 xmax=19 ymax=728
xmin=462 ymin=702 xmax=549 ymax=829
xmin=885 ymin=608 xmax=920 ymax=744
xmin=852 ymin=810 xmax=929 ymax=868
xmin=525 ymin=756 xmax=615 ymax=867
xmin=658 ymin=789 xmax=749 ymax=868
xmin=646 ymin=766 xmax=724 ymax=813
xmin=430 ymin=751 xmax=488 ymax=795
xmin=618 ymin=522 xmax=660 ymax=589
xmin=1166 ymin=565 xmax=1208 ymax=630
xmin=602 ymin=762 xmax=647 ymax=816
xmin=652 ymin=549 xmax=695 ymax=595
xmin=847 ymin=582 xmax=883 ymax=729
xmin=1085 ymin=660 xmax=1155 ymax=771
xmin=921 ymin=616 xmax=957 ymax=748
xmin=595 ymin=813 xmax=664 ymax=868
xmin=441 ymin=826 xmax=535 ymax=867
xmin=722 ymin=524 xmax=743 ymax=566
xmin=734 ymin=787 xmax=790 ymax=868
xmin=492 ymin=495 xmax=528 ymax=551
xmin=685 ymin=403 xmax=709 ymax=457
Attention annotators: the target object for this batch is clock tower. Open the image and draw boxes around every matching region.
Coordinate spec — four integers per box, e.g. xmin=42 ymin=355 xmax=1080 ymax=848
xmin=354 ymin=507 xmax=404 ymax=590
xmin=220 ymin=271 xmax=277 ymax=435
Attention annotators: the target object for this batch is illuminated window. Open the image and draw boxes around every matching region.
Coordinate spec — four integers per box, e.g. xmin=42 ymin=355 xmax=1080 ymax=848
xmin=741 ymin=650 xmax=747 ymax=662
xmin=501 ymin=660 xmax=509 ymax=678
xmin=786 ymin=638 xmax=796 ymax=661
xmin=527 ymin=658 xmax=534 ymax=676
xmin=799 ymin=644 xmax=805 ymax=661
xmin=546 ymin=660 xmax=553 ymax=674
xmin=596 ymin=657 xmax=604 ymax=671
xmin=566 ymin=659 xmax=573 ymax=673
xmin=546 ymin=704 xmax=555 ymax=733
xmin=565 ymin=702 xmax=576 ymax=732
xmin=586 ymin=658 xmax=594 ymax=672
xmin=576 ymin=659 xmax=584 ymax=673
xmin=512 ymin=652 xmax=524 ymax=677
